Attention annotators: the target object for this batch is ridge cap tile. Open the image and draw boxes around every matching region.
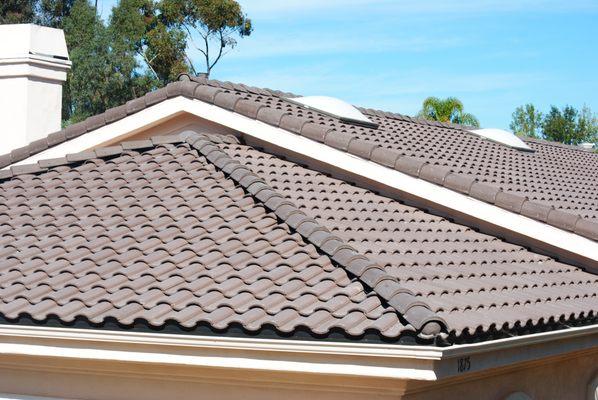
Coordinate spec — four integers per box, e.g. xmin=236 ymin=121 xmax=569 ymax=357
xmin=181 ymin=130 xmax=447 ymax=340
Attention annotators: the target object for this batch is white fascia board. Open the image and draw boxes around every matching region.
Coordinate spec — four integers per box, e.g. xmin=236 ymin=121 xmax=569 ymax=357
xmin=8 ymin=96 xmax=598 ymax=265
xmin=0 ymin=325 xmax=438 ymax=381
xmin=9 ymin=97 xmax=189 ymax=165
xmin=0 ymin=324 xmax=596 ymax=382
xmin=180 ymin=100 xmax=598 ymax=264
xmin=0 ymin=394 xmax=64 ymax=400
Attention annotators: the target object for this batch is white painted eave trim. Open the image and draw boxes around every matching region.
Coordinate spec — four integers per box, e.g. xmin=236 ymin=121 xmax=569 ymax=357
xmin=0 ymin=324 xmax=596 ymax=381
xmin=0 ymin=325 xmax=437 ymax=381
xmin=6 ymin=96 xmax=598 ymax=266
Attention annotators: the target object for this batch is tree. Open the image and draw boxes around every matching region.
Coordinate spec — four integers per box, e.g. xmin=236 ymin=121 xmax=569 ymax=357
xmin=109 ymin=0 xmax=188 ymax=85
xmin=542 ymin=105 xmax=593 ymax=145
xmin=509 ymin=104 xmax=597 ymax=145
xmin=61 ymin=0 xmax=109 ymax=122
xmin=160 ymin=0 xmax=252 ymax=77
xmin=577 ymin=105 xmax=598 ymax=144
xmin=37 ymin=0 xmax=75 ymax=28
xmin=0 ymin=0 xmax=73 ymax=27
xmin=2 ymin=0 xmax=254 ymax=123
xmin=62 ymin=0 xmax=151 ymax=122
xmin=509 ymin=103 xmax=543 ymax=138
xmin=0 ymin=0 xmax=36 ymax=24
xmin=417 ymin=97 xmax=480 ymax=127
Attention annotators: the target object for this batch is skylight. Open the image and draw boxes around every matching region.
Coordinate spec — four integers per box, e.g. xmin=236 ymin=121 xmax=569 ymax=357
xmin=468 ymin=128 xmax=533 ymax=151
xmin=287 ymin=96 xmax=378 ymax=128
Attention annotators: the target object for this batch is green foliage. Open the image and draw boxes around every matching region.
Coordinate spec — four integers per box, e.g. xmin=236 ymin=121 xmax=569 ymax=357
xmin=107 ymin=0 xmax=252 ymax=81
xmin=542 ymin=106 xmax=579 ymax=145
xmin=37 ymin=0 xmax=75 ymax=27
xmin=0 ymin=0 xmax=73 ymax=26
xmin=109 ymin=0 xmax=188 ymax=84
xmin=160 ymin=0 xmax=252 ymax=76
xmin=510 ymin=104 xmax=597 ymax=145
xmin=577 ymin=105 xmax=598 ymax=143
xmin=63 ymin=0 xmax=156 ymax=123
xmin=0 ymin=0 xmax=36 ymax=24
xmin=1 ymin=0 xmax=253 ymax=124
xmin=62 ymin=0 xmax=111 ymax=122
xmin=417 ymin=96 xmax=480 ymax=127
xmin=509 ymin=104 xmax=543 ymax=138
xmin=144 ymin=21 xmax=189 ymax=82
xmin=542 ymin=105 xmax=597 ymax=145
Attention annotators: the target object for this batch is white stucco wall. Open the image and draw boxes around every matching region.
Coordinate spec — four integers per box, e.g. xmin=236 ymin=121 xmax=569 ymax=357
xmin=0 ymin=24 xmax=71 ymax=154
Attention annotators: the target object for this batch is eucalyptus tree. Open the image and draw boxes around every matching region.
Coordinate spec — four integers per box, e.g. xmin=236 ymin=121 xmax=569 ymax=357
xmin=0 ymin=0 xmax=36 ymax=24
xmin=1 ymin=0 xmax=253 ymax=122
xmin=160 ymin=0 xmax=252 ymax=77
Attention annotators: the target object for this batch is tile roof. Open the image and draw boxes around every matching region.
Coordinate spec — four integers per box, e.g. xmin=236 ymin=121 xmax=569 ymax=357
xmin=217 ymin=140 xmax=598 ymax=343
xmin=0 ymin=133 xmax=447 ymax=344
xmin=185 ymin=76 xmax=598 ymax=241
xmin=1 ymin=131 xmax=596 ymax=344
xmin=1 ymin=76 xmax=596 ymax=241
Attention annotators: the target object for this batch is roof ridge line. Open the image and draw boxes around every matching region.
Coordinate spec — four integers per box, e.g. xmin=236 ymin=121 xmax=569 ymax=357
xmin=184 ymin=74 xmax=470 ymax=132
xmin=176 ymin=86 xmax=598 ymax=242
xmin=181 ymin=74 xmax=471 ymax=132
xmin=180 ymin=74 xmax=301 ymax=99
xmin=523 ymin=136 xmax=597 ymax=153
xmin=179 ymin=130 xmax=449 ymax=343
xmin=356 ymin=106 xmax=474 ymax=131
xmin=3 ymin=75 xmax=596 ymax=241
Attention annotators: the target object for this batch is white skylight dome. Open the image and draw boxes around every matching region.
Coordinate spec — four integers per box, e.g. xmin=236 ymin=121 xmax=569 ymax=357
xmin=468 ymin=128 xmax=533 ymax=151
xmin=287 ymin=96 xmax=378 ymax=127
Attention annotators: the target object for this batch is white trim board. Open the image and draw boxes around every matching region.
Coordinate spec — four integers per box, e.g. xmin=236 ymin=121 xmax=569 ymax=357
xmin=7 ymin=96 xmax=598 ymax=268
xmin=0 ymin=394 xmax=65 ymax=400
xmin=0 ymin=325 xmax=596 ymax=382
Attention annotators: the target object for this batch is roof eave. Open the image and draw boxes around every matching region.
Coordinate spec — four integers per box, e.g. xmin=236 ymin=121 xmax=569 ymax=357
xmin=0 ymin=323 xmax=596 ymax=384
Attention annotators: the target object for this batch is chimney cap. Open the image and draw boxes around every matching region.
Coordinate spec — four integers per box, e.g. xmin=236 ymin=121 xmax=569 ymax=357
xmin=0 ymin=24 xmax=69 ymax=61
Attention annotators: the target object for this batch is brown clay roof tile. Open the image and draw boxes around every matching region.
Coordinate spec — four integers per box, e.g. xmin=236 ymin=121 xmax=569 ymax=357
xmin=217 ymin=138 xmax=598 ymax=343
xmin=1 ymin=131 xmax=595 ymax=344
xmin=1 ymin=75 xmax=597 ymax=344
xmin=9 ymin=75 xmax=594 ymax=242
xmin=0 ymin=133 xmax=438 ymax=343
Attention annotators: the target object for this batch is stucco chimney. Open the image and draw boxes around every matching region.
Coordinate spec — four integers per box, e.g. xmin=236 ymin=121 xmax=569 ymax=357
xmin=0 ymin=24 xmax=71 ymax=153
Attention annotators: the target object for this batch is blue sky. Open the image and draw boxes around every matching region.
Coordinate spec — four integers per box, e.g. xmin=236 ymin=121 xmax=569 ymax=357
xmin=98 ymin=0 xmax=598 ymax=129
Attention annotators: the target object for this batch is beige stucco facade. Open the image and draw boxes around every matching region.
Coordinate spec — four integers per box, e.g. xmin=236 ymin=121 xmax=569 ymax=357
xmin=405 ymin=350 xmax=598 ymax=400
